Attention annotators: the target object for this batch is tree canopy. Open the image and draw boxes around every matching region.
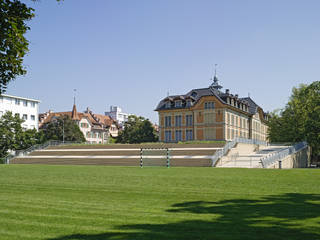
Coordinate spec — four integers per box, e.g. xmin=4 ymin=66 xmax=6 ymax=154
xmin=0 ymin=0 xmax=34 ymax=94
xmin=0 ymin=0 xmax=63 ymax=94
xmin=268 ymin=81 xmax=320 ymax=161
xmin=41 ymin=115 xmax=86 ymax=143
xmin=116 ymin=115 xmax=158 ymax=144
xmin=0 ymin=111 xmax=44 ymax=158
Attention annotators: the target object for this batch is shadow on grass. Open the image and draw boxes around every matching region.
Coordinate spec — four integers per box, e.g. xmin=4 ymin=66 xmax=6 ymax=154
xmin=48 ymin=193 xmax=320 ymax=240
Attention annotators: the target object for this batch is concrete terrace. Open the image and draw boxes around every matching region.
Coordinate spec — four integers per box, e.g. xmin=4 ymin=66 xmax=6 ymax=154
xmin=11 ymin=143 xmax=225 ymax=167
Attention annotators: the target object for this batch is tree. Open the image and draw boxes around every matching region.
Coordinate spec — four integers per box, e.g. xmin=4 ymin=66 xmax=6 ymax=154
xmin=17 ymin=128 xmax=45 ymax=149
xmin=41 ymin=115 xmax=85 ymax=143
xmin=0 ymin=0 xmax=63 ymax=94
xmin=116 ymin=115 xmax=158 ymax=144
xmin=0 ymin=0 xmax=34 ymax=94
xmin=0 ymin=111 xmax=44 ymax=158
xmin=0 ymin=111 xmax=23 ymax=157
xmin=268 ymin=81 xmax=320 ymax=161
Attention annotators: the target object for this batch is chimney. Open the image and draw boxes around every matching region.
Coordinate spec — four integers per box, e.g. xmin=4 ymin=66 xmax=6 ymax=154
xmin=226 ymin=89 xmax=230 ymax=94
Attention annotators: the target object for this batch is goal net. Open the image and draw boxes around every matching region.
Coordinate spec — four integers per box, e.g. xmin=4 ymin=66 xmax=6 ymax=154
xmin=140 ymin=148 xmax=170 ymax=167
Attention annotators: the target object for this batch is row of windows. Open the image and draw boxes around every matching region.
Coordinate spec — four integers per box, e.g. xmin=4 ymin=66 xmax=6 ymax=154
xmin=227 ymin=113 xmax=248 ymax=129
xmin=204 ymin=102 xmax=215 ymax=109
xmin=227 ymin=128 xmax=249 ymax=139
xmin=164 ymin=130 xmax=193 ymax=142
xmin=86 ymin=132 xmax=107 ymax=139
xmin=0 ymin=111 xmax=36 ymax=121
xmin=166 ymin=100 xmax=216 ymax=109
xmin=226 ymin=98 xmax=248 ymax=112
xmin=14 ymin=99 xmax=36 ymax=108
xmin=80 ymin=123 xmax=89 ymax=128
xmin=165 ymin=100 xmax=193 ymax=109
xmin=22 ymin=124 xmax=36 ymax=130
xmin=15 ymin=113 xmax=36 ymax=121
xmin=164 ymin=115 xmax=193 ymax=127
xmin=252 ymin=120 xmax=266 ymax=134
xmin=0 ymin=96 xmax=37 ymax=107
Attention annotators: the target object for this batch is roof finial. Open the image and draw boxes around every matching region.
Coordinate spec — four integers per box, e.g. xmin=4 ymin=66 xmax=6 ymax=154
xmin=73 ymin=89 xmax=77 ymax=105
xmin=214 ymin=63 xmax=218 ymax=78
xmin=210 ymin=64 xmax=222 ymax=89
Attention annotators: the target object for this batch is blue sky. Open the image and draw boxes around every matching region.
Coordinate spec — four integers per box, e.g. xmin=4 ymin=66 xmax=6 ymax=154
xmin=7 ymin=0 xmax=320 ymax=123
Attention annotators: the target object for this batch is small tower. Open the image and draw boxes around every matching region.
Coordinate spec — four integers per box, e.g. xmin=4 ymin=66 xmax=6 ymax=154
xmin=71 ymin=89 xmax=80 ymax=120
xmin=210 ymin=64 xmax=223 ymax=90
xmin=71 ymin=104 xmax=79 ymax=120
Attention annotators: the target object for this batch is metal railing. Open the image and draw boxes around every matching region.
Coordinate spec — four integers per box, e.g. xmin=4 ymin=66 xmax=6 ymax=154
xmin=234 ymin=137 xmax=268 ymax=146
xmin=211 ymin=139 xmax=237 ymax=167
xmin=2 ymin=140 xmax=79 ymax=164
xmin=260 ymin=141 xmax=308 ymax=168
xmin=211 ymin=137 xmax=267 ymax=167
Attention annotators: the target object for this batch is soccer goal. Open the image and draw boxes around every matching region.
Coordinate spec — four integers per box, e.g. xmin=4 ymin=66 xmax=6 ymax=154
xmin=140 ymin=148 xmax=171 ymax=168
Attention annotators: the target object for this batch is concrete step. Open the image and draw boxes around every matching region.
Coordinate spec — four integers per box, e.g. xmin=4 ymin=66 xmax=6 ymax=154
xmin=11 ymin=143 xmax=224 ymax=167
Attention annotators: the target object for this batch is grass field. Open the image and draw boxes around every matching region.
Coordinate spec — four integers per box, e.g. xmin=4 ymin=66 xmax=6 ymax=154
xmin=0 ymin=165 xmax=320 ymax=240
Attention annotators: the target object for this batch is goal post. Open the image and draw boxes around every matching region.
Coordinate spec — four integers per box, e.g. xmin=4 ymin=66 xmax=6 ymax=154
xmin=140 ymin=148 xmax=170 ymax=168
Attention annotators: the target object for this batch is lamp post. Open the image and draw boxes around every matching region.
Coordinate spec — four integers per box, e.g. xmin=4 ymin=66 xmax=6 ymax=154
xmin=62 ymin=119 xmax=65 ymax=143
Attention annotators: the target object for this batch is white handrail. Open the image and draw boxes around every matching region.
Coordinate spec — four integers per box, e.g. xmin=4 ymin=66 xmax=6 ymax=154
xmin=211 ymin=138 xmax=268 ymax=167
xmin=260 ymin=141 xmax=308 ymax=168
xmin=3 ymin=140 xmax=80 ymax=164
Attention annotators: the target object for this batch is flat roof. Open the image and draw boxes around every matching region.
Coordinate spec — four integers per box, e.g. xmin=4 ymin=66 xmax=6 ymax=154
xmin=0 ymin=94 xmax=41 ymax=103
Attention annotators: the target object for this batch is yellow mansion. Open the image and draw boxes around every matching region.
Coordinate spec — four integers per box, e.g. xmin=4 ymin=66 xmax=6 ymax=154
xmin=155 ymin=76 xmax=268 ymax=142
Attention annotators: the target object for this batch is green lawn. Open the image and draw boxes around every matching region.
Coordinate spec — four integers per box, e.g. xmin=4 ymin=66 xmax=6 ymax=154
xmin=0 ymin=165 xmax=319 ymax=240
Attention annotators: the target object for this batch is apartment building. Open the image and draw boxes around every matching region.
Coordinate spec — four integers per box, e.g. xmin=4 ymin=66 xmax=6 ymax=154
xmin=105 ymin=106 xmax=131 ymax=128
xmin=0 ymin=94 xmax=40 ymax=130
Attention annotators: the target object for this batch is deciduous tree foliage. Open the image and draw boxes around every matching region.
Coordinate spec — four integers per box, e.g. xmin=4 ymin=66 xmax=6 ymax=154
xmin=0 ymin=111 xmax=43 ymax=158
xmin=268 ymin=81 xmax=320 ymax=161
xmin=41 ymin=115 xmax=86 ymax=143
xmin=116 ymin=115 xmax=158 ymax=144
xmin=0 ymin=0 xmax=62 ymax=94
xmin=0 ymin=0 xmax=34 ymax=94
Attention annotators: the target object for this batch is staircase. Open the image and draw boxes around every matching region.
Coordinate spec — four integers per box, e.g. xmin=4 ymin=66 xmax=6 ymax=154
xmin=10 ymin=143 xmax=225 ymax=167
xmin=216 ymin=143 xmax=306 ymax=168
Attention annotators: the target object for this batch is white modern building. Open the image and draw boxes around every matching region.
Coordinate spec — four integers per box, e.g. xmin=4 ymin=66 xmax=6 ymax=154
xmin=105 ymin=106 xmax=131 ymax=127
xmin=0 ymin=94 xmax=40 ymax=130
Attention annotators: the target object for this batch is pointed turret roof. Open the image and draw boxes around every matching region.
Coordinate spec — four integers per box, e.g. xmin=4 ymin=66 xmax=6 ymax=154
xmin=71 ymin=104 xmax=80 ymax=120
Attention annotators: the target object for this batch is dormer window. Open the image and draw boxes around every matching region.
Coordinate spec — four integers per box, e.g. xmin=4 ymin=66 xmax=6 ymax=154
xmin=186 ymin=99 xmax=192 ymax=107
xmin=175 ymin=100 xmax=182 ymax=108
xmin=165 ymin=101 xmax=171 ymax=108
xmin=191 ymin=92 xmax=197 ymax=98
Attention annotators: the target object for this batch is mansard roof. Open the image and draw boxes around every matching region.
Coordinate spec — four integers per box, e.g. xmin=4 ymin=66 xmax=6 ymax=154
xmin=240 ymin=97 xmax=259 ymax=115
xmin=155 ymin=85 xmax=265 ymax=118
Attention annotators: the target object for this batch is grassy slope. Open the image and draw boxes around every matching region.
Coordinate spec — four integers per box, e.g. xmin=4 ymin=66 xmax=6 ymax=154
xmin=0 ymin=165 xmax=319 ymax=240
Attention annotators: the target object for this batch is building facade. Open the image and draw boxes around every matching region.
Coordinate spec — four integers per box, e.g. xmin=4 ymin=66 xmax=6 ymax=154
xmin=0 ymin=94 xmax=40 ymax=130
xmin=105 ymin=106 xmax=131 ymax=128
xmin=39 ymin=105 xmax=119 ymax=144
xmin=155 ymin=77 xmax=268 ymax=142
